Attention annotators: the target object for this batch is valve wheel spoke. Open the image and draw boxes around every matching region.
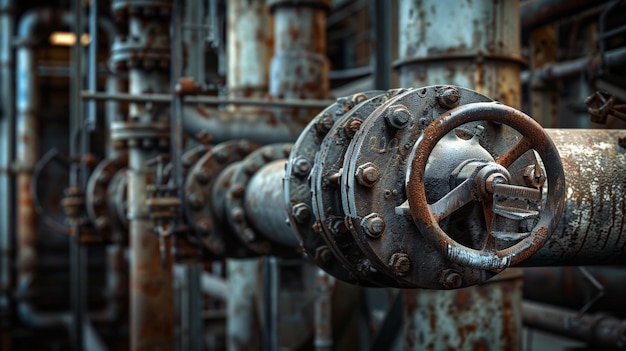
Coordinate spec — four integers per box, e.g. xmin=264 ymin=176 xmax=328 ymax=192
xmin=429 ymin=178 xmax=474 ymax=222
xmin=496 ymin=136 xmax=533 ymax=168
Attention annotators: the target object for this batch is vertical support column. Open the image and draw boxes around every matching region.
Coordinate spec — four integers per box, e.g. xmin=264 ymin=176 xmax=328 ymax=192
xmin=225 ymin=1 xmax=273 ymax=350
xmin=0 ymin=0 xmax=13 ymax=348
xmin=398 ymin=1 xmax=524 ymax=350
xmin=110 ymin=1 xmax=174 ymax=350
xmin=529 ymin=26 xmax=558 ymax=127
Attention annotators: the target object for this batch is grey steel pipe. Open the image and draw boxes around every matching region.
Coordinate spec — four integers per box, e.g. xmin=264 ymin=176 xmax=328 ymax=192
xmin=397 ymin=0 xmax=523 ymax=109
xmin=244 ymin=160 xmax=300 ymax=248
xmin=523 ymin=300 xmax=626 ymax=349
xmin=398 ymin=1 xmax=524 ymax=350
xmin=225 ymin=1 xmax=273 ymax=349
xmin=269 ymin=0 xmax=331 ymax=100
xmin=0 ymin=0 xmax=14 ymax=335
xmin=520 ymin=0 xmax=611 ymax=30
xmin=523 ymin=129 xmax=626 ymax=266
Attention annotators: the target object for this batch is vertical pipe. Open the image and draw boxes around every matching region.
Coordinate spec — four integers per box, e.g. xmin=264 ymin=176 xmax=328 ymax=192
xmin=225 ymin=2 xmax=272 ymax=349
xmin=269 ymin=0 xmax=331 ymax=101
xmin=372 ymin=0 xmax=391 ymax=90
xmin=122 ymin=5 xmax=174 ymax=350
xmin=314 ymin=270 xmax=333 ymax=351
xmin=0 ymin=1 xmax=14 ymax=345
xmin=70 ymin=1 xmax=87 ymax=349
xmin=398 ymin=1 xmax=523 ymax=350
xmin=263 ymin=257 xmax=279 ymax=351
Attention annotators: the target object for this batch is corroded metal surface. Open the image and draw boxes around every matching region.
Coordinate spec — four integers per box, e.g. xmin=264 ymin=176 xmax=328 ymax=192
xmin=245 ymin=159 xmax=300 ymax=248
xmin=227 ymin=0 xmax=273 ymax=99
xmin=225 ymin=143 xmax=297 ymax=257
xmin=184 ymin=140 xmax=260 ymax=258
xmin=524 ymin=129 xmax=626 ymax=266
xmin=285 ymin=91 xmax=382 ymax=285
xmin=404 ymin=273 xmax=523 ymax=350
xmin=397 ymin=0 xmax=523 ymax=108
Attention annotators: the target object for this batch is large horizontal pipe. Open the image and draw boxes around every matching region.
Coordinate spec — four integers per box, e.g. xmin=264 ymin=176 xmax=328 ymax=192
xmin=523 ymin=129 xmax=626 ymax=266
xmin=81 ymin=91 xmax=335 ymax=109
xmin=523 ymin=300 xmax=626 ymax=349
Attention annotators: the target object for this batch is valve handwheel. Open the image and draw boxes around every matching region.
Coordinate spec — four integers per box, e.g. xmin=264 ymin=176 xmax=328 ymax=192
xmin=406 ymin=102 xmax=566 ymax=271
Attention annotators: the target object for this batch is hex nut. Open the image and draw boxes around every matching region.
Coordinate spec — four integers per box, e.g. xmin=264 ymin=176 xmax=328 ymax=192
xmin=440 ymin=269 xmax=463 ymax=289
xmin=343 ymin=118 xmax=362 ymax=138
xmin=315 ymin=246 xmax=332 ymax=264
xmin=316 ymin=113 xmax=334 ymax=134
xmin=523 ymin=164 xmax=546 ymax=188
xmin=439 ymin=87 xmax=460 ymax=108
xmin=388 ymin=253 xmax=411 ymax=276
xmin=356 ymin=162 xmax=380 ymax=187
xmin=293 ymin=157 xmax=311 ymax=177
xmin=386 ymin=105 xmax=412 ymax=129
xmin=292 ymin=203 xmax=311 ymax=223
xmin=361 ymin=213 xmax=385 ymax=238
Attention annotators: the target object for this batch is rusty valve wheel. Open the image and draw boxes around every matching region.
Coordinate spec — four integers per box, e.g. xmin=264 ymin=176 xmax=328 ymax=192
xmin=406 ymin=102 xmax=566 ymax=271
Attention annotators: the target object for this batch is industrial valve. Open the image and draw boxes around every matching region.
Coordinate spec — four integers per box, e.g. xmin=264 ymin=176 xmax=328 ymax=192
xmin=283 ymin=86 xmax=566 ymax=289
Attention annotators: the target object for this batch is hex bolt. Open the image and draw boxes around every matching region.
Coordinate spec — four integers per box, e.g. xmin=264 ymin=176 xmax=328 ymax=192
xmin=386 ymin=105 xmax=412 ymax=129
xmin=195 ymin=219 xmax=213 ymax=236
xmin=97 ymin=171 xmax=111 ymax=185
xmin=361 ymin=213 xmax=385 ymax=238
xmin=388 ymin=253 xmax=411 ymax=276
xmin=343 ymin=118 xmax=362 ymax=138
xmin=292 ymin=203 xmax=311 ymax=223
xmin=229 ymin=183 xmax=246 ymax=198
xmin=315 ymin=246 xmax=332 ymax=264
xmin=242 ymin=228 xmax=255 ymax=242
xmin=356 ymin=162 xmax=380 ymax=187
xmin=439 ymin=87 xmax=460 ymax=108
xmin=231 ymin=206 xmax=245 ymax=222
xmin=316 ymin=113 xmax=334 ymax=134
xmin=196 ymin=170 xmax=210 ymax=185
xmin=293 ymin=157 xmax=311 ymax=177
xmin=440 ymin=269 xmax=463 ymax=289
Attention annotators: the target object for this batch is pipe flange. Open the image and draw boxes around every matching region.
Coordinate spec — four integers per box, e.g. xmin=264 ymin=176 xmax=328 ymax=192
xmin=110 ymin=120 xmax=170 ymax=150
xmin=226 ymin=143 xmax=296 ymax=257
xmin=184 ymin=140 xmax=261 ymax=259
xmin=86 ymin=152 xmax=129 ymax=242
xmin=311 ymin=89 xmax=408 ymax=287
xmin=341 ymin=86 xmax=498 ymax=288
xmin=286 ymin=91 xmax=381 ymax=285
xmin=109 ymin=36 xmax=171 ymax=72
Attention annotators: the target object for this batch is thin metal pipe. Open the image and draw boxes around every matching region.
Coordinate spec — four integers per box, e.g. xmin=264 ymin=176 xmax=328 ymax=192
xmin=314 ymin=269 xmax=333 ymax=351
xmin=0 ymin=0 xmax=14 ymax=335
xmin=520 ymin=0 xmax=611 ymax=30
xmin=263 ymin=257 xmax=279 ymax=351
xmin=372 ymin=0 xmax=390 ymax=90
xmin=81 ymin=91 xmax=335 ymax=108
xmin=70 ymin=1 xmax=86 ymax=349
xmin=523 ymin=300 xmax=626 ymax=349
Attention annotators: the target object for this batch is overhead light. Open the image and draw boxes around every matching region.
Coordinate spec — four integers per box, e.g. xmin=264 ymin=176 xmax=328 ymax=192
xmin=49 ymin=32 xmax=91 ymax=46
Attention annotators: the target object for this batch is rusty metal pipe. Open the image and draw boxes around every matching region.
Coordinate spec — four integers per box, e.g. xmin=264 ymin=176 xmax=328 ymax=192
xmin=523 ymin=300 xmax=626 ymax=349
xmin=244 ymin=160 xmax=300 ymax=248
xmin=520 ymin=0 xmax=611 ymax=30
xmin=522 ymin=129 xmax=626 ymax=266
xmin=14 ymin=7 xmax=73 ymax=308
xmin=0 ymin=0 xmax=14 ymax=333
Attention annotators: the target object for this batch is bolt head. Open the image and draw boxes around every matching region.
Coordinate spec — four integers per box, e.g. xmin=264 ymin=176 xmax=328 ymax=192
xmin=386 ymin=105 xmax=412 ymax=129
xmin=292 ymin=203 xmax=311 ymax=223
xmin=523 ymin=165 xmax=546 ymax=188
xmin=196 ymin=170 xmax=210 ymax=185
xmin=315 ymin=246 xmax=332 ymax=264
xmin=356 ymin=162 xmax=380 ymax=187
xmin=230 ymin=206 xmax=245 ymax=222
xmin=439 ymin=87 xmax=460 ymax=108
xmin=188 ymin=192 xmax=204 ymax=209
xmin=316 ymin=113 xmax=334 ymax=134
xmin=361 ymin=213 xmax=385 ymax=238
xmin=388 ymin=253 xmax=411 ymax=276
xmin=343 ymin=118 xmax=362 ymax=138
xmin=293 ymin=157 xmax=311 ymax=177
xmin=440 ymin=269 xmax=463 ymax=289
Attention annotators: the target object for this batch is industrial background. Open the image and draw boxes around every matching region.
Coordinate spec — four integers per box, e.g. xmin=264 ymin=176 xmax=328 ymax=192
xmin=0 ymin=0 xmax=626 ymax=350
